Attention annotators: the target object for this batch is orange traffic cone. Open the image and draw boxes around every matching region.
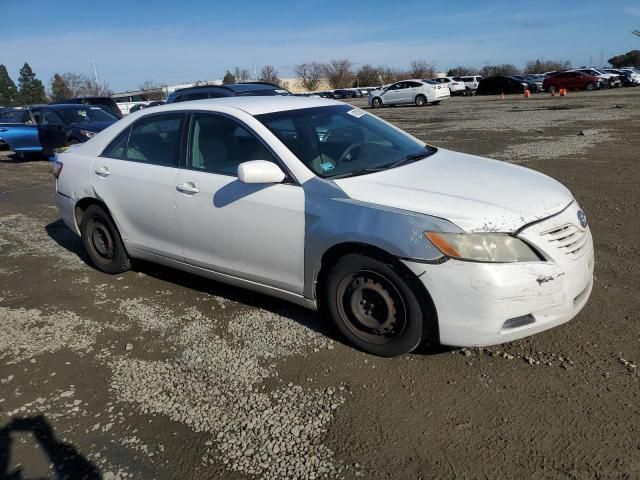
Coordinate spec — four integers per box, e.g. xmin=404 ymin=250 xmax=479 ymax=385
xmin=524 ymin=89 xmax=530 ymax=98
xmin=559 ymin=88 xmax=567 ymax=97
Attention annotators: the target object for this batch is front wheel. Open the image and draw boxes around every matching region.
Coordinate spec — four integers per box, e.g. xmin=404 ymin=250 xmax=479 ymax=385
xmin=81 ymin=204 xmax=131 ymax=274
xmin=415 ymin=94 xmax=426 ymax=107
xmin=324 ymin=254 xmax=432 ymax=357
xmin=371 ymin=97 xmax=382 ymax=108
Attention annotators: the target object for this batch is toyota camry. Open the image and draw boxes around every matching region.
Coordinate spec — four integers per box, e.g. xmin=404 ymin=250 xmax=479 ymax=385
xmin=53 ymin=97 xmax=593 ymax=357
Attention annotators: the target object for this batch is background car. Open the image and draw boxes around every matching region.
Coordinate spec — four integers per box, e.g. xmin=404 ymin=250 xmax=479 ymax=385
xmin=511 ymin=75 xmax=542 ymax=93
xmin=542 ymin=71 xmax=601 ymax=92
xmin=603 ymin=68 xmax=640 ymax=86
xmin=368 ymin=80 xmax=450 ymax=108
xmin=430 ymin=77 xmax=466 ymax=95
xmin=575 ymin=68 xmax=621 ymax=88
xmin=452 ymin=75 xmax=483 ymax=94
xmin=129 ymin=101 xmax=166 ymax=113
xmin=476 ymin=76 xmax=529 ymax=95
xmin=50 ymin=96 xmax=122 ymax=119
xmin=0 ymin=104 xmax=118 ymax=157
xmin=166 ymin=82 xmax=291 ymax=103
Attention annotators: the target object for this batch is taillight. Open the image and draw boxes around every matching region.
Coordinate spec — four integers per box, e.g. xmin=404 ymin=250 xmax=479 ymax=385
xmin=52 ymin=160 xmax=63 ymax=179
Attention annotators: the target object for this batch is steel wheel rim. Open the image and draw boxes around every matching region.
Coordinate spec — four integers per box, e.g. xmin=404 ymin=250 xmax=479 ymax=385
xmin=89 ymin=218 xmax=114 ymax=261
xmin=336 ymin=270 xmax=407 ymax=345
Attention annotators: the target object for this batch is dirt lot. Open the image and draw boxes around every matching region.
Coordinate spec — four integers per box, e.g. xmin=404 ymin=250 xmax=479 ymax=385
xmin=1 ymin=88 xmax=639 ymax=480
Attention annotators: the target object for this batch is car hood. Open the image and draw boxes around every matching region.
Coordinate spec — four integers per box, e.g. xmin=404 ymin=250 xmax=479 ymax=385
xmin=70 ymin=120 xmax=115 ymax=132
xmin=333 ymin=149 xmax=574 ymax=233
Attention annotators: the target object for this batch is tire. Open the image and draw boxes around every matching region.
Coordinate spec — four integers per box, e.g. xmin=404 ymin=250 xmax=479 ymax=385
xmin=371 ymin=97 xmax=382 ymax=108
xmin=415 ymin=94 xmax=426 ymax=107
xmin=549 ymin=85 xmax=558 ymax=94
xmin=324 ymin=253 xmax=432 ymax=357
xmin=81 ymin=204 xmax=131 ymax=274
xmin=586 ymin=83 xmax=595 ymax=91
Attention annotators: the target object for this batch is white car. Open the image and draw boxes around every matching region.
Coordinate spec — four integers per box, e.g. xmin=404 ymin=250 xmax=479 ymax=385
xmin=368 ymin=80 xmax=450 ymax=108
xmin=53 ymin=97 xmax=593 ymax=357
xmin=430 ymin=77 xmax=466 ymax=95
xmin=452 ymin=75 xmax=483 ymax=94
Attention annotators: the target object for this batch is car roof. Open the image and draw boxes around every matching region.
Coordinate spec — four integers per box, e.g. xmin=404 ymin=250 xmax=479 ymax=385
xmin=137 ymin=96 xmax=342 ymax=116
xmin=172 ymin=82 xmax=286 ymax=94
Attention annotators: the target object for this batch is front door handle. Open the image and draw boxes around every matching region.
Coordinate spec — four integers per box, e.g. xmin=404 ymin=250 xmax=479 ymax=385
xmin=176 ymin=183 xmax=200 ymax=194
xmin=95 ymin=167 xmax=111 ymax=177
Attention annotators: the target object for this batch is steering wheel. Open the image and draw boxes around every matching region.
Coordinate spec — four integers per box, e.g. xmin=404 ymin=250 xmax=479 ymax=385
xmin=335 ymin=142 xmax=365 ymax=166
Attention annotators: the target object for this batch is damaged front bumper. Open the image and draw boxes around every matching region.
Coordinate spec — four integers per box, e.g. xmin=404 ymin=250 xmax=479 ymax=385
xmin=402 ymin=205 xmax=594 ymax=347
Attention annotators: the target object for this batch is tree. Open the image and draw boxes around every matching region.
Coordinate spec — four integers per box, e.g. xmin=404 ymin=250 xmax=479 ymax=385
xmin=409 ymin=60 xmax=435 ymax=79
xmin=232 ymin=67 xmax=250 ymax=83
xmin=479 ymin=64 xmax=520 ymax=77
xmin=524 ymin=58 xmax=571 ymax=74
xmin=50 ymin=74 xmax=72 ymax=101
xmin=17 ymin=62 xmax=46 ymax=105
xmin=608 ymin=50 xmax=640 ymax=68
xmin=137 ymin=79 xmax=165 ymax=101
xmin=0 ymin=65 xmax=18 ymax=106
xmin=81 ymin=78 xmax=112 ymax=97
xmin=222 ymin=71 xmax=236 ymax=84
xmin=323 ymin=59 xmax=354 ymax=89
xmin=377 ymin=66 xmax=409 ymax=84
xmin=354 ymin=64 xmax=380 ymax=87
xmin=259 ymin=65 xmax=280 ymax=86
xmin=294 ymin=62 xmax=324 ymax=91
xmin=447 ymin=66 xmax=478 ymax=76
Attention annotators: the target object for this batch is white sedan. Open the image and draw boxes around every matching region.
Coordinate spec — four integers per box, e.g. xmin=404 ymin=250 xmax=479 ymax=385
xmin=54 ymin=97 xmax=593 ymax=357
xmin=368 ymin=80 xmax=450 ymax=108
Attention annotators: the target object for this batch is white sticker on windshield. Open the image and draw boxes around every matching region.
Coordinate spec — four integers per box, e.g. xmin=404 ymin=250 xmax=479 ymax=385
xmin=347 ymin=108 xmax=366 ymax=118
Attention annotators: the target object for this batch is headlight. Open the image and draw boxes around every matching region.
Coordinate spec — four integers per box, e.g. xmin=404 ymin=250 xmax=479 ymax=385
xmin=80 ymin=129 xmax=97 ymax=138
xmin=424 ymin=232 xmax=541 ymax=263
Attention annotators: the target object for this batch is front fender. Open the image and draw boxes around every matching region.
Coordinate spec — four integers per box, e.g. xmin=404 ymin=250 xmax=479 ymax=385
xmin=301 ymin=177 xmax=461 ymax=299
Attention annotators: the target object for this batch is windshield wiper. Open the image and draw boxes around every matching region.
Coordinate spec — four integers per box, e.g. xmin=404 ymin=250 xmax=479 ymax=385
xmin=386 ymin=150 xmax=435 ymax=169
xmin=327 ymin=167 xmax=389 ymax=180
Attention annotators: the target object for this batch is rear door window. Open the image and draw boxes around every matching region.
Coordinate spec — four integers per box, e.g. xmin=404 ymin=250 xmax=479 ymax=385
xmin=126 ymin=113 xmax=186 ymax=167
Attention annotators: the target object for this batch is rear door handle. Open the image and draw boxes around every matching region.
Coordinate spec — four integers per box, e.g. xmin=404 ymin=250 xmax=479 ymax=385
xmin=95 ymin=167 xmax=111 ymax=177
xmin=176 ymin=183 xmax=200 ymax=194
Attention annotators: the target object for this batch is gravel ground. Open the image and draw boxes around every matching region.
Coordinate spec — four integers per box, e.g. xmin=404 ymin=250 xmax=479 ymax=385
xmin=1 ymin=88 xmax=639 ymax=479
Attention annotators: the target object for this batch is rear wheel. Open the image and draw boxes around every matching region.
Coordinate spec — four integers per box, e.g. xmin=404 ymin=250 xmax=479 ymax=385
xmin=415 ymin=94 xmax=426 ymax=107
xmin=81 ymin=204 xmax=131 ymax=274
xmin=324 ymin=254 xmax=432 ymax=357
xmin=371 ymin=97 xmax=382 ymax=108
xmin=586 ymin=83 xmax=595 ymax=91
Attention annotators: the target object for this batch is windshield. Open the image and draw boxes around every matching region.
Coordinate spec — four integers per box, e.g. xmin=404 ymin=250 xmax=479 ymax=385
xmin=256 ymin=104 xmax=436 ymax=179
xmin=55 ymin=106 xmax=117 ymax=124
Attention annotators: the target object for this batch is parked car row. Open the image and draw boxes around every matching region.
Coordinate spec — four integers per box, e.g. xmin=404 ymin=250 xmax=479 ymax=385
xmin=475 ymin=67 xmax=640 ymax=95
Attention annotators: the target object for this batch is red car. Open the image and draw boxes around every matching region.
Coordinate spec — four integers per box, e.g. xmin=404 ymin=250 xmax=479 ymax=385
xmin=543 ymin=71 xmax=601 ymax=93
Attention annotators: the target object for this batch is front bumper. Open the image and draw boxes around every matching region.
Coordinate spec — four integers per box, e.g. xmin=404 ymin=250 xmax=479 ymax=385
xmin=403 ymin=205 xmax=594 ymax=347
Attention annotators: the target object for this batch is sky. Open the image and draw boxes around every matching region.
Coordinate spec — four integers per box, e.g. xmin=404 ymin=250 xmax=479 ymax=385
xmin=2 ymin=0 xmax=640 ymax=92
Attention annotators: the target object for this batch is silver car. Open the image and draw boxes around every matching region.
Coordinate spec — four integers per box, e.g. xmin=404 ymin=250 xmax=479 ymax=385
xmin=368 ymin=80 xmax=450 ymax=108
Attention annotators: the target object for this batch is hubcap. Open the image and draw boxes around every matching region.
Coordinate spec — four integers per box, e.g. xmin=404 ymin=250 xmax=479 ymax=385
xmin=337 ymin=270 xmax=406 ymax=344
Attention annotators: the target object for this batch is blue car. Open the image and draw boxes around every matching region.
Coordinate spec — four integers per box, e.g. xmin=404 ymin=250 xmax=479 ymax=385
xmin=0 ymin=104 xmax=118 ymax=158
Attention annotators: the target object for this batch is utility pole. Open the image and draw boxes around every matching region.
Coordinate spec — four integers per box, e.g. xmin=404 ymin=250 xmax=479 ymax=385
xmin=92 ymin=60 xmax=99 ymax=83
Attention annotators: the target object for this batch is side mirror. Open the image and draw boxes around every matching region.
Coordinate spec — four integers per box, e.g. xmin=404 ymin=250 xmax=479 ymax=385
xmin=237 ymin=160 xmax=286 ymax=184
